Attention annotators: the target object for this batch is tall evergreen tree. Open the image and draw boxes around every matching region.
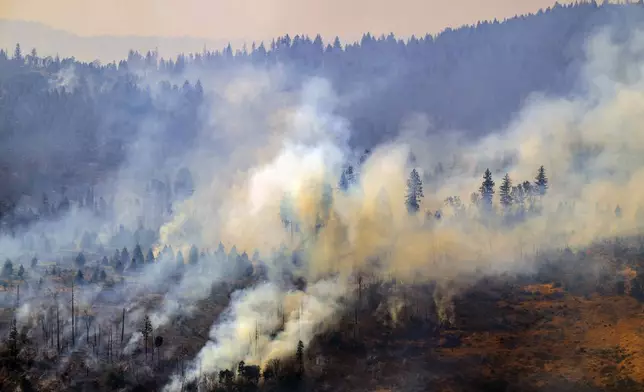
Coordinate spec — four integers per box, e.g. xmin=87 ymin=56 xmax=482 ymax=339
xmin=499 ymin=173 xmax=513 ymax=209
xmin=13 ymin=43 xmax=22 ymax=62
xmin=76 ymin=269 xmax=84 ymax=284
xmin=75 ymin=252 xmax=86 ymax=268
xmin=146 ymin=248 xmax=155 ymax=264
xmin=188 ymin=245 xmax=199 ymax=265
xmin=534 ymin=165 xmax=548 ymax=196
xmin=132 ymin=244 xmax=145 ymax=267
xmin=296 ymin=340 xmax=305 ymax=375
xmin=120 ymin=247 xmax=130 ymax=266
xmin=479 ymin=169 xmax=495 ymax=209
xmin=338 ymin=164 xmax=356 ymax=191
xmin=16 ymin=265 xmax=25 ymax=280
xmin=8 ymin=319 xmax=18 ymax=357
xmin=405 ymin=168 xmax=424 ymax=214
xmin=140 ymin=315 xmax=153 ymax=360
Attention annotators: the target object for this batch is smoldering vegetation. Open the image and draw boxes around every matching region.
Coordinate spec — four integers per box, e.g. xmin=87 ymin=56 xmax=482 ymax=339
xmin=3 ymin=2 xmax=644 ymax=392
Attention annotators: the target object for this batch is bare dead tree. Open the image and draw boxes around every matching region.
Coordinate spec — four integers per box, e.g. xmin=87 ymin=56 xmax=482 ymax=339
xmin=39 ymin=312 xmax=47 ymax=344
xmin=56 ymin=302 xmax=60 ymax=353
xmin=355 ymin=274 xmax=363 ymax=338
xmin=71 ymin=280 xmax=75 ymax=344
xmin=83 ymin=309 xmax=92 ymax=344
xmin=109 ymin=326 xmax=113 ymax=363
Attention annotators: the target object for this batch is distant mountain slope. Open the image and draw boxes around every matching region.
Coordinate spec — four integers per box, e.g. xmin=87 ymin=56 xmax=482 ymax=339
xmin=0 ymin=19 xmax=237 ymax=62
xmin=0 ymin=1 xmax=642 ymax=213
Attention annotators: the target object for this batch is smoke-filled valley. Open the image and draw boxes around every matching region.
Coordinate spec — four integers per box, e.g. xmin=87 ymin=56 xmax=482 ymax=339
xmin=5 ymin=2 xmax=644 ymax=391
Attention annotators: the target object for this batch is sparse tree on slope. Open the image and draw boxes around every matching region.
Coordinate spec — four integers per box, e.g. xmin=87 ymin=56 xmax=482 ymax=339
xmin=8 ymin=318 xmax=19 ymax=358
xmin=339 ymin=164 xmax=356 ymax=191
xmin=534 ymin=165 xmax=548 ymax=196
xmin=296 ymin=340 xmax=305 ymax=376
xmin=499 ymin=173 xmax=513 ymax=210
xmin=16 ymin=265 xmax=25 ymax=280
xmin=405 ymin=168 xmax=424 ymax=214
xmin=140 ymin=315 xmax=153 ymax=360
xmin=120 ymin=247 xmax=130 ymax=266
xmin=189 ymin=245 xmax=199 ymax=265
xmin=479 ymin=169 xmax=495 ymax=210
xmin=75 ymin=252 xmax=86 ymax=268
xmin=132 ymin=244 xmax=144 ymax=268
xmin=146 ymin=248 xmax=155 ymax=263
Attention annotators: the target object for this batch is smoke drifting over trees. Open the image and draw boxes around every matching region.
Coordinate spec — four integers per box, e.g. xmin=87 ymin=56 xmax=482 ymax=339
xmin=3 ymin=2 xmax=644 ymax=391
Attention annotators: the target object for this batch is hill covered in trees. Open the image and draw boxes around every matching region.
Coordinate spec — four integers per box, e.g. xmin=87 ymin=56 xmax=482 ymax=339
xmin=0 ymin=1 xmax=640 ymax=217
xmin=3 ymin=1 xmax=644 ymax=391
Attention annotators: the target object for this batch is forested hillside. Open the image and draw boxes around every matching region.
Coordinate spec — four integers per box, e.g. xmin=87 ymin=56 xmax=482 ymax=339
xmin=4 ymin=2 xmax=644 ymax=391
xmin=0 ymin=1 xmax=638 ymax=219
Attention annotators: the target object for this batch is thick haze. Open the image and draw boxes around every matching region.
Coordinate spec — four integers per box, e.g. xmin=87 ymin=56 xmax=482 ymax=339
xmin=3 ymin=2 xmax=644 ymax=391
xmin=0 ymin=0 xmax=574 ymax=61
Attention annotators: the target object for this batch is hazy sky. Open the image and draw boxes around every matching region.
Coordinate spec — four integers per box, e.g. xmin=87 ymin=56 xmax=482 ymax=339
xmin=1 ymin=0 xmax=573 ymax=42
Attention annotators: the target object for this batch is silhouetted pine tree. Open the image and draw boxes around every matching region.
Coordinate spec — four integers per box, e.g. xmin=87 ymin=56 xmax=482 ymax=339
xmin=188 ymin=245 xmax=199 ymax=265
xmin=405 ymin=168 xmax=424 ymax=214
xmin=499 ymin=173 xmax=513 ymax=210
xmin=535 ymin=165 xmax=548 ymax=196
xmin=338 ymin=165 xmax=356 ymax=191
xmin=479 ymin=169 xmax=495 ymax=210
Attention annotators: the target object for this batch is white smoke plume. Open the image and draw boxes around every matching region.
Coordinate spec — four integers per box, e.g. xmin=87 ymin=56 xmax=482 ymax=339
xmin=5 ymin=18 xmax=644 ymax=392
xmin=157 ymin=25 xmax=644 ymax=389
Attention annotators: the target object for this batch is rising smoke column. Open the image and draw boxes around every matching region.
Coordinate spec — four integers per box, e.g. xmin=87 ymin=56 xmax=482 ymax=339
xmin=156 ymin=26 xmax=644 ymax=390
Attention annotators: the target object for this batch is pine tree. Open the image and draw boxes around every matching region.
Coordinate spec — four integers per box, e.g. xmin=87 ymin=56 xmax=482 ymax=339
xmin=338 ymin=165 xmax=356 ymax=191
xmin=140 ymin=315 xmax=153 ymax=360
xmin=17 ymin=265 xmax=25 ymax=280
xmin=2 ymin=259 xmax=13 ymax=278
xmin=75 ymin=252 xmax=86 ymax=268
xmin=534 ymin=165 xmax=548 ymax=196
xmin=217 ymin=242 xmax=225 ymax=257
xmin=405 ymin=168 xmax=424 ymax=214
xmin=522 ymin=181 xmax=533 ymax=197
xmin=132 ymin=244 xmax=144 ymax=267
xmin=296 ymin=340 xmax=305 ymax=374
xmin=13 ymin=43 xmax=22 ymax=62
xmin=76 ymin=269 xmax=84 ymax=284
xmin=120 ymin=247 xmax=130 ymax=265
xmin=189 ymin=245 xmax=199 ymax=265
xmin=499 ymin=173 xmax=513 ymax=209
xmin=176 ymin=251 xmax=184 ymax=265
xmin=146 ymin=248 xmax=155 ymax=264
xmin=479 ymin=169 xmax=495 ymax=209
xmin=8 ymin=318 xmax=18 ymax=357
